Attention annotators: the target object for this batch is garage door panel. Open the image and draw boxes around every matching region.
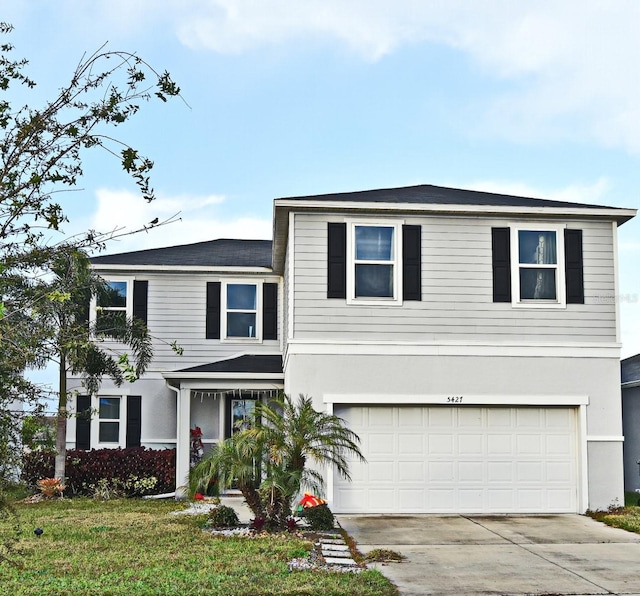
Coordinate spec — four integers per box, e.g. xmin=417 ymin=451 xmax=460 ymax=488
xmin=429 ymin=461 xmax=454 ymax=480
xmin=398 ymin=407 xmax=426 ymax=427
xmin=459 ymin=461 xmax=484 ymax=481
xmin=399 ymin=434 xmax=423 ymax=453
xmin=488 ymin=434 xmax=513 ymax=454
xmin=487 ymin=461 xmax=513 ymax=481
xmin=398 ymin=461 xmax=424 ymax=481
xmin=517 ymin=461 xmax=543 ymax=481
xmin=369 ymin=433 xmax=395 ymax=455
xmin=516 ymin=434 xmax=543 ymax=455
xmin=369 ymin=407 xmax=395 ymax=426
xmin=546 ymin=435 xmax=572 ymax=455
xmin=369 ymin=461 xmax=394 ymax=482
xmin=429 ymin=434 xmax=454 ymax=454
xmin=458 ymin=434 xmax=484 ymax=454
xmin=334 ymin=405 xmax=578 ymax=514
xmin=458 ymin=408 xmax=483 ymax=427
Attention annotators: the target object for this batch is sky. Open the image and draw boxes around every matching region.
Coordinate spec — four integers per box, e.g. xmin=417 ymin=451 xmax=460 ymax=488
xmin=3 ymin=1 xmax=639 ymax=381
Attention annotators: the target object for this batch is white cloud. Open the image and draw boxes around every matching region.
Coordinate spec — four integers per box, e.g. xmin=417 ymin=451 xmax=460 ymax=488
xmin=167 ymin=1 xmax=640 ymax=152
xmin=11 ymin=1 xmax=640 ymax=152
xmin=79 ymin=188 xmax=271 ymax=254
xmin=452 ymin=177 xmax=612 ymax=206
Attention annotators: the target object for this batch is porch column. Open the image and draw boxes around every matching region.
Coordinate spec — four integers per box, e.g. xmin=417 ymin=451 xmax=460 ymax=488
xmin=175 ymin=387 xmax=191 ymax=497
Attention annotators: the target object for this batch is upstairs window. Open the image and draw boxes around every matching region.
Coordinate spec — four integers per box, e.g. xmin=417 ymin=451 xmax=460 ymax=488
xmin=517 ymin=230 xmax=559 ymax=301
xmin=492 ymin=226 xmax=583 ymax=308
xmin=96 ymin=280 xmax=129 ymax=333
xmin=327 ymin=222 xmax=421 ymax=303
xmin=354 ymin=225 xmax=396 ymax=298
xmin=206 ymin=281 xmax=278 ymax=341
xmin=347 ymin=222 xmax=402 ymax=305
xmin=225 ymin=283 xmax=258 ymax=338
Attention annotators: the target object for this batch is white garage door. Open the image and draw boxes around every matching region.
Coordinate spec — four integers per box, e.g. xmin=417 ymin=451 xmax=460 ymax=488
xmin=333 ymin=406 xmax=578 ymax=514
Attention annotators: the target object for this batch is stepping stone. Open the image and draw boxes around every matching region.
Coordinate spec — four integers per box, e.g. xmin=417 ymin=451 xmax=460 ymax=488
xmin=321 ymin=543 xmax=349 ymax=552
xmin=324 ymin=557 xmax=358 ymax=566
xmin=320 ymin=538 xmax=345 ymax=545
xmin=318 ymin=533 xmax=342 ymax=540
xmin=322 ymin=549 xmax=352 ymax=558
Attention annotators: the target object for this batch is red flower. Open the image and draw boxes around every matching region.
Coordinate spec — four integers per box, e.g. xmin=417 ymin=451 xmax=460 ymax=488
xmin=194 ymin=493 xmax=204 ymax=500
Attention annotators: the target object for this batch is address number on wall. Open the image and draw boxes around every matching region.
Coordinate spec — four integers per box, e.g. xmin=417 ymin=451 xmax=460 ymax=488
xmin=446 ymin=396 xmax=464 ymax=403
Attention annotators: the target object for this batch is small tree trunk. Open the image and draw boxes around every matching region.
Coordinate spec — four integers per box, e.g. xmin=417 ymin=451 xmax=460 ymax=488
xmin=238 ymin=482 xmax=264 ymax=520
xmin=54 ymin=351 xmax=68 ymax=481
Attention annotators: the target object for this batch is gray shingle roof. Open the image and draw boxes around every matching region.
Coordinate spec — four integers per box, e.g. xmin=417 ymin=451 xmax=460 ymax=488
xmin=277 ymin=183 xmax=621 ymax=210
xmin=622 ymin=354 xmax=640 ymax=384
xmin=176 ymin=355 xmax=283 ymax=374
xmin=90 ymin=239 xmax=272 ymax=268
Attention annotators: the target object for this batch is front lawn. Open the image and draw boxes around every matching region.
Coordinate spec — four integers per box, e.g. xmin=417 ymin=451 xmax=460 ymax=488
xmin=588 ymin=494 xmax=640 ymax=535
xmin=0 ymin=499 xmax=397 ymax=596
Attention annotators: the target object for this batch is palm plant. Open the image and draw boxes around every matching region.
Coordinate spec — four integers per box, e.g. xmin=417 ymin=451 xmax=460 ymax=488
xmin=42 ymin=247 xmax=153 ymax=480
xmin=189 ymin=394 xmax=365 ymax=528
xmin=189 ymin=431 xmax=264 ymax=519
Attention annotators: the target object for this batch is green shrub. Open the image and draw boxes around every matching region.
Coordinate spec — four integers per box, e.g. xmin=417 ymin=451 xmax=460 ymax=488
xmin=303 ymin=504 xmax=334 ymax=530
xmin=207 ymin=505 xmax=239 ymax=528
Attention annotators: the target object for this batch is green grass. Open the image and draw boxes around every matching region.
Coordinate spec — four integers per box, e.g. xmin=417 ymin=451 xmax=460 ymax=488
xmin=588 ymin=498 xmax=640 ymax=535
xmin=0 ymin=498 xmax=397 ymax=596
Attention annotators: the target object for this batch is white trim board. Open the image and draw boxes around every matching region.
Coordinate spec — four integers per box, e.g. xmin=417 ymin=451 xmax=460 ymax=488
xmin=323 ymin=394 xmax=589 ymax=406
xmin=285 ymin=339 xmax=621 ymax=359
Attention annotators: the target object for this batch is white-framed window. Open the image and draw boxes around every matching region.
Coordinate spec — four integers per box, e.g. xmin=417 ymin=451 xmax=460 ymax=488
xmin=347 ymin=220 xmax=402 ymax=305
xmin=221 ymin=281 xmax=263 ymax=341
xmin=91 ymin=395 xmax=127 ymax=447
xmin=511 ymin=225 xmax=566 ymax=307
xmin=91 ymin=278 xmax=133 ymax=333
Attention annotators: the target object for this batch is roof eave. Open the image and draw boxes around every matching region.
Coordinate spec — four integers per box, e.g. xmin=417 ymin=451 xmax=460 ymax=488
xmin=162 ymin=371 xmax=284 ymax=380
xmin=89 ymin=264 xmax=274 ymax=273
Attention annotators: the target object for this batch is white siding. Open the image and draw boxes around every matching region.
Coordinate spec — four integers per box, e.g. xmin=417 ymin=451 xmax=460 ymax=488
xmin=94 ymin=271 xmax=282 ymax=372
xmin=292 ymin=213 xmax=617 ymax=343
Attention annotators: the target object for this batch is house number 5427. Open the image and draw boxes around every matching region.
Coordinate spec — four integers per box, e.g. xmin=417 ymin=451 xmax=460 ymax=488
xmin=447 ymin=396 xmax=463 ymax=403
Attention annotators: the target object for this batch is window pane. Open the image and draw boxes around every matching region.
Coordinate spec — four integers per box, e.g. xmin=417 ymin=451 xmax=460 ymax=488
xmin=96 ymin=311 xmax=127 ymax=334
xmin=98 ymin=281 xmax=127 ymax=307
xmin=227 ymin=284 xmax=257 ymax=310
xmin=231 ymin=399 xmax=255 ymax=434
xmin=99 ymin=422 xmax=119 ymax=443
xmin=99 ymin=397 xmax=120 ymax=419
xmin=520 ymin=269 xmax=557 ymax=300
xmin=518 ymin=231 xmax=557 ymax=265
xmin=355 ymin=264 xmax=394 ymax=297
xmin=227 ymin=312 xmax=257 ymax=337
xmin=355 ymin=226 xmax=394 ymax=261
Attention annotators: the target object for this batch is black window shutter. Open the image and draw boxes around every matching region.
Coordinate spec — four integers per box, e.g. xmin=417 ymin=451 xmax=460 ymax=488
xmin=206 ymin=282 xmax=221 ymax=339
xmin=402 ymin=225 xmax=422 ymax=301
xmin=126 ymin=396 xmax=142 ymax=448
xmin=565 ymin=229 xmax=584 ymax=304
xmin=327 ymin=222 xmax=347 ymax=299
xmin=75 ymin=395 xmax=91 ymax=450
xmin=133 ymin=280 xmax=148 ymax=325
xmin=492 ymin=228 xmax=512 ymax=302
xmin=263 ymin=283 xmax=278 ymax=340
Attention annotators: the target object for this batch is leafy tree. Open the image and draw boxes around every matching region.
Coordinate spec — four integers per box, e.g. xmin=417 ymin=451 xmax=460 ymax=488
xmin=190 ymin=394 xmax=366 ymax=528
xmin=0 ymin=21 xmax=179 ymax=483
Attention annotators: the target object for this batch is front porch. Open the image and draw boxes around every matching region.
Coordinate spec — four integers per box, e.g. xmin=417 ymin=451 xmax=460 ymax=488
xmin=163 ymin=354 xmax=284 ymax=494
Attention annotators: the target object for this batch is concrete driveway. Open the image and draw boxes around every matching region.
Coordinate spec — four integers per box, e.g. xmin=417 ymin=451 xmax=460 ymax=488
xmin=336 ymin=514 xmax=640 ymax=595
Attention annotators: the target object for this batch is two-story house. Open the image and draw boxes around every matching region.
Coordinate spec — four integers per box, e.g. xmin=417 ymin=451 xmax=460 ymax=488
xmin=67 ymin=184 xmax=636 ymax=514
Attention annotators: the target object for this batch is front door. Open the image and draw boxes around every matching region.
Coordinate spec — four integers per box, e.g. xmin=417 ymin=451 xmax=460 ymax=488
xmin=225 ymin=396 xmax=257 ymax=438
